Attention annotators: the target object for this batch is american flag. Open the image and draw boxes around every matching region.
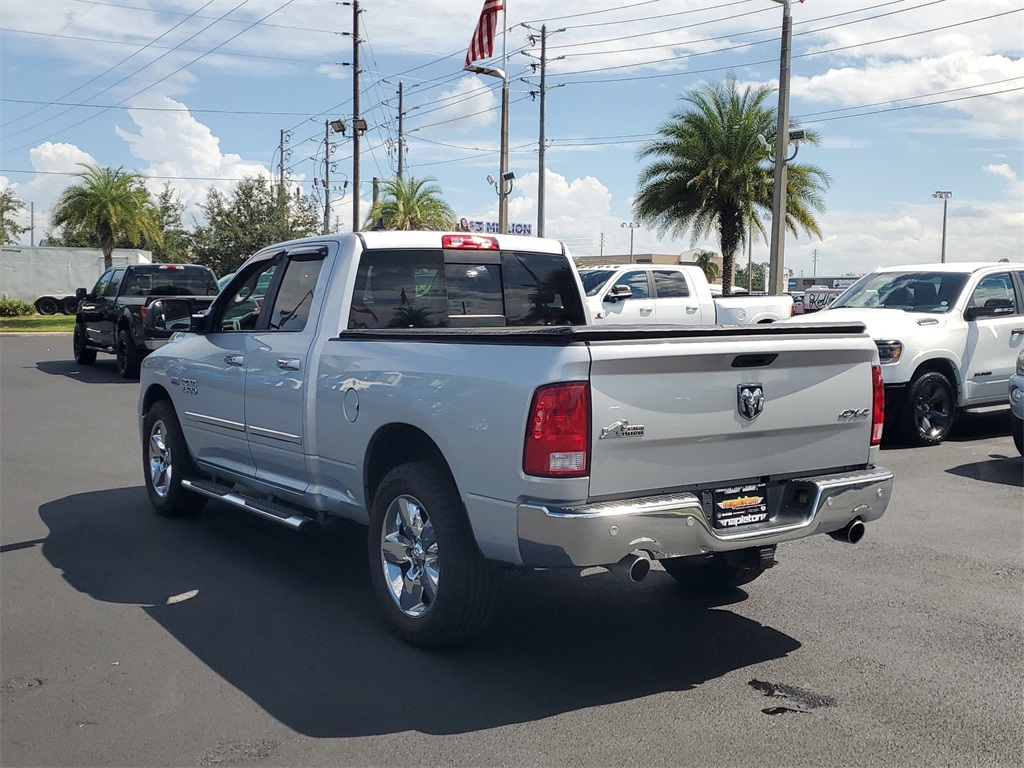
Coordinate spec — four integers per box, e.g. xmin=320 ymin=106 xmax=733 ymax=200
xmin=465 ymin=0 xmax=503 ymax=69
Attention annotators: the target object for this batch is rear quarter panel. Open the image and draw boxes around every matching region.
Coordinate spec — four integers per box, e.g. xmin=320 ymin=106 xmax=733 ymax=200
xmin=310 ymin=338 xmax=592 ymax=558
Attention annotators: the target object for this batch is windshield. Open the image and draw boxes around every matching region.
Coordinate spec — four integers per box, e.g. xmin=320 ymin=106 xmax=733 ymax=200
xmin=579 ymin=269 xmax=616 ymax=297
xmin=830 ymin=271 xmax=969 ymax=313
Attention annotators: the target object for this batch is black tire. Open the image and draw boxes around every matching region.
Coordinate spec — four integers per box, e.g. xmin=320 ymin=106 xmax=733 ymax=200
xmin=368 ymin=461 xmax=497 ymax=648
xmin=35 ymin=297 xmax=59 ymax=315
xmin=116 ymin=328 xmax=142 ymax=379
xmin=899 ymin=371 xmax=955 ymax=446
xmin=1012 ymin=414 xmax=1023 ymax=456
xmin=142 ymin=400 xmax=206 ymax=517
xmin=73 ymin=323 xmax=96 ymax=365
xmin=61 ymin=297 xmax=79 ymax=315
xmin=661 ymin=549 xmax=771 ymax=594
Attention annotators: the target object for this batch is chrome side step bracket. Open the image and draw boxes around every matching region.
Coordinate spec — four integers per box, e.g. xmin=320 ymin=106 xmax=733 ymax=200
xmin=182 ymin=478 xmax=317 ymax=531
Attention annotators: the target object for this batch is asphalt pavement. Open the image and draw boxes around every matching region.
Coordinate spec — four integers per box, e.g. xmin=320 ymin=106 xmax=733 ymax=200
xmin=1 ymin=334 xmax=1021 ymax=768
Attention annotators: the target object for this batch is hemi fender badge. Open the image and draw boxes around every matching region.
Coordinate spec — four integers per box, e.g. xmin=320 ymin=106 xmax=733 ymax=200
xmin=600 ymin=420 xmax=645 ymax=439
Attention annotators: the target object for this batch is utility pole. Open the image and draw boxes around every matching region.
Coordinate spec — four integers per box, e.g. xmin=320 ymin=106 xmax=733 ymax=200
xmin=599 ymin=232 xmax=605 ymax=257
xmin=278 ymin=129 xmax=286 ymax=193
xmin=351 ymin=0 xmax=361 ymax=231
xmin=767 ymin=0 xmax=793 ymax=296
xmin=523 ymin=24 xmax=564 ymax=238
xmin=397 ymin=80 xmax=405 ymax=181
xmin=811 ymin=248 xmax=819 ymax=276
xmin=537 ymin=26 xmax=547 ymax=236
xmin=323 ymin=121 xmax=332 ymax=234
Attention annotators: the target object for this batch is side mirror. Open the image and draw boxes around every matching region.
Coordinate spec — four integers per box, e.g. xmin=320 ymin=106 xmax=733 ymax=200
xmin=75 ymin=287 xmax=87 ymax=300
xmin=145 ymin=298 xmax=202 ymax=333
xmin=965 ymin=298 xmax=1014 ymax=320
xmin=605 ymin=284 xmax=632 ymax=303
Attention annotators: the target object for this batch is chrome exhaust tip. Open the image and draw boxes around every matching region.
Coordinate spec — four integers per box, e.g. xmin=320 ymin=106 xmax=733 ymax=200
xmin=829 ymin=518 xmax=866 ymax=544
xmin=608 ymin=552 xmax=652 ymax=583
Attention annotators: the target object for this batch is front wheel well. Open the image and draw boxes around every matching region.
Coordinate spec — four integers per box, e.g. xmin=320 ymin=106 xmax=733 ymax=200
xmin=141 ymin=385 xmax=172 ymax=415
xmin=909 ymin=359 xmax=959 ymax=402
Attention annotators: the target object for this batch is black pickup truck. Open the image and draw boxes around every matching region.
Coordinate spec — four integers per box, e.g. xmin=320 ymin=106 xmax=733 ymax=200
xmin=73 ymin=263 xmax=219 ymax=379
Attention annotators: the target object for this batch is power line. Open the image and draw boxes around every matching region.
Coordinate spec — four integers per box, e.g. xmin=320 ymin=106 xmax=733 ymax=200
xmin=5 ymin=0 xmax=299 ymax=153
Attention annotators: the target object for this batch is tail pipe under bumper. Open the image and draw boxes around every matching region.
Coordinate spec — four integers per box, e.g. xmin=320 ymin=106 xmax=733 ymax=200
xmin=828 ymin=517 xmax=866 ymax=544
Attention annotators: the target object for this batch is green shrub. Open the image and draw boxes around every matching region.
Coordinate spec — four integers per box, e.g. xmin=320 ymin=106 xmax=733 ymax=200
xmin=0 ymin=299 xmax=36 ymax=317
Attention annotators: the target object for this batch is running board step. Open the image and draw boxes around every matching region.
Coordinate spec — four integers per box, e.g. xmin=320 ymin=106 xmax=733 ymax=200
xmin=182 ymin=478 xmax=317 ymax=531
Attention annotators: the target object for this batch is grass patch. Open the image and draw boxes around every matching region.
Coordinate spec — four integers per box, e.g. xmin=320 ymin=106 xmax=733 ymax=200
xmin=0 ymin=315 xmax=76 ymax=333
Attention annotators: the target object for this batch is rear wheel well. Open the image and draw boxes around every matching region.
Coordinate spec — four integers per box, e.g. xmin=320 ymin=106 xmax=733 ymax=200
xmin=364 ymin=424 xmax=452 ymax=510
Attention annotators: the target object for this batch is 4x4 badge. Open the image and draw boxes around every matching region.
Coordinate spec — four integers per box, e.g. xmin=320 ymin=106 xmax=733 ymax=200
xmin=738 ymin=384 xmax=764 ymax=421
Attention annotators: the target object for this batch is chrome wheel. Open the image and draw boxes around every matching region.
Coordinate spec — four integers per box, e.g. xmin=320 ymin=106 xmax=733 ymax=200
xmin=148 ymin=419 xmax=172 ymax=498
xmin=379 ymin=494 xmax=439 ymax=618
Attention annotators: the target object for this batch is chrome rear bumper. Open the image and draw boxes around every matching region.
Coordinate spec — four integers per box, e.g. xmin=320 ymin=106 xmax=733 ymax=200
xmin=516 ymin=466 xmax=893 ymax=568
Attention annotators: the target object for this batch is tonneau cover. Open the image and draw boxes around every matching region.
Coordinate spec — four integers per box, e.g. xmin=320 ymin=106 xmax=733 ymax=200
xmin=335 ymin=321 xmax=868 ymax=345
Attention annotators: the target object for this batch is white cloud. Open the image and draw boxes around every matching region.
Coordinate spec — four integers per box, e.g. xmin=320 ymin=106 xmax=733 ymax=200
xmin=114 ymin=95 xmax=273 ymax=213
xmin=415 ymin=76 xmax=497 ymax=135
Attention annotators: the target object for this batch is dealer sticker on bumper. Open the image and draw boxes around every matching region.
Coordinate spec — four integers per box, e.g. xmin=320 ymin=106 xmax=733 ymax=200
xmin=712 ymin=483 xmax=769 ymax=529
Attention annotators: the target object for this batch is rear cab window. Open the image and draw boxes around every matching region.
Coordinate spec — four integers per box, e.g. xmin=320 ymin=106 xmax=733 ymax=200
xmin=348 ymin=249 xmax=586 ymax=329
xmin=124 ymin=265 xmax=219 ymax=297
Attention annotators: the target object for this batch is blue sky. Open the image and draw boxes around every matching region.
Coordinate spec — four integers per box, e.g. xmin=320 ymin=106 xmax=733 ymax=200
xmin=2 ymin=0 xmax=1022 ymax=277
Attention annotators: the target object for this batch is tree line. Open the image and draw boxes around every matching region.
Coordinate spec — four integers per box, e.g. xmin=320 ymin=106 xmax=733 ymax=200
xmin=2 ymin=76 xmax=827 ymax=292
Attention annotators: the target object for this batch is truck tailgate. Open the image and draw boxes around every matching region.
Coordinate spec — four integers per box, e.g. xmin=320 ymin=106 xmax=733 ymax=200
xmin=586 ymin=327 xmax=877 ymax=498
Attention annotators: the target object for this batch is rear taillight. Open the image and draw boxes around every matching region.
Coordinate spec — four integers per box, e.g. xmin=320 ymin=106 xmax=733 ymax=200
xmin=871 ymin=365 xmax=885 ymax=446
xmin=523 ymin=382 xmax=590 ymax=477
xmin=140 ymin=305 xmax=148 ymax=325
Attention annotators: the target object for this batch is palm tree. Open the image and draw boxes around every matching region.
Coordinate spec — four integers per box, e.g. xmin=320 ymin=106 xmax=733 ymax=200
xmin=51 ymin=164 xmax=163 ymax=269
xmin=634 ymin=76 xmax=830 ymax=294
xmin=364 ymin=176 xmax=456 ymax=231
xmin=692 ymin=250 xmax=720 ymax=283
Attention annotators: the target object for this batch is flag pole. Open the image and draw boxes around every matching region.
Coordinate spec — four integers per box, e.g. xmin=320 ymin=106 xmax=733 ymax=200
xmin=497 ymin=3 xmax=510 ymax=234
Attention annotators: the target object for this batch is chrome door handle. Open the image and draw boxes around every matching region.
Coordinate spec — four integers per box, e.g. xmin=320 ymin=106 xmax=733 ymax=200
xmin=639 ymin=306 xmax=653 ymax=314
xmin=685 ymin=306 xmax=698 ymax=314
xmin=277 ymin=358 xmax=301 ymax=371
xmin=224 ymin=354 xmax=244 ymax=367
xmin=1012 ymin=328 xmax=1024 ymax=335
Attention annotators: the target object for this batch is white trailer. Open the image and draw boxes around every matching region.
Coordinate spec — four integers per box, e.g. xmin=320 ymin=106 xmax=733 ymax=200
xmin=0 ymin=246 xmax=152 ymax=314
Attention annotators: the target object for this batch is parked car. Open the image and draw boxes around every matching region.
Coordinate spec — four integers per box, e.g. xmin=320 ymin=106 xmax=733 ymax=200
xmin=1010 ymin=348 xmax=1024 ymax=454
xmin=139 ymin=232 xmax=891 ymax=647
xmin=73 ymin=263 xmax=219 ymax=379
xmin=790 ymin=262 xmax=1024 ymax=445
xmin=579 ymin=264 xmax=792 ymax=325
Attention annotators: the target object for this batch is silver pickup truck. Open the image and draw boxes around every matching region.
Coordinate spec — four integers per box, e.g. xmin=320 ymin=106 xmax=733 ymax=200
xmin=139 ymin=232 xmax=893 ymax=647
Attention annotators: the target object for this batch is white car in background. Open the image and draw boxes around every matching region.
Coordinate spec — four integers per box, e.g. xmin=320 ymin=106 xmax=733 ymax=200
xmin=794 ymin=262 xmax=1024 ymax=446
xmin=1010 ymin=349 xmax=1024 ymax=454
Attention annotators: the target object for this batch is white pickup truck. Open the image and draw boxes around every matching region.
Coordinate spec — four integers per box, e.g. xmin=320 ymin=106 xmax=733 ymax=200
xmin=800 ymin=262 xmax=1024 ymax=446
xmin=578 ymin=264 xmax=793 ymax=325
xmin=138 ymin=232 xmax=891 ymax=647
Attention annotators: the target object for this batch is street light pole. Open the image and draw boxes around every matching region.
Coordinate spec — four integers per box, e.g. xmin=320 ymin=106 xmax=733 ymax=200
xmin=621 ymin=221 xmax=639 ymax=262
xmin=933 ymin=191 xmax=951 ymax=263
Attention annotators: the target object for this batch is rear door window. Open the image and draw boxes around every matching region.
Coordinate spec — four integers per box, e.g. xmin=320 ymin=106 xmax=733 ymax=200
xmin=266 ymin=256 xmax=326 ymax=332
xmin=652 ymin=270 xmax=690 ymax=298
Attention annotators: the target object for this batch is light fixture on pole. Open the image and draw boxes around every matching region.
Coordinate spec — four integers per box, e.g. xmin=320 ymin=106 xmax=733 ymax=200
xmin=932 ymin=190 xmax=952 ymax=263
xmin=621 ymin=221 xmax=639 ymax=262
xmin=487 ymin=171 xmax=516 ymax=217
